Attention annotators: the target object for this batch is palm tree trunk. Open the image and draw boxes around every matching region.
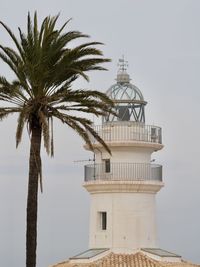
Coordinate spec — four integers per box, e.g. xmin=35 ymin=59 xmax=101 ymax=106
xmin=26 ymin=126 xmax=42 ymax=267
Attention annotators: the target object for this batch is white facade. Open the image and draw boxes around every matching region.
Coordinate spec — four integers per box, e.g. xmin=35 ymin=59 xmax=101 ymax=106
xmin=88 ymin=190 xmax=158 ymax=249
xmin=83 ymin=62 xmax=164 ymax=252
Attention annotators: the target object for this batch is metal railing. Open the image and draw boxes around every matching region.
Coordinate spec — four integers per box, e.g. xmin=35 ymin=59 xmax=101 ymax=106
xmin=90 ymin=123 xmax=162 ymax=144
xmin=84 ymin=163 xmax=162 ymax=182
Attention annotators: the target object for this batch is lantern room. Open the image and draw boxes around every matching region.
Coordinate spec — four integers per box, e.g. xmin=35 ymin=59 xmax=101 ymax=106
xmin=103 ymin=58 xmax=147 ymax=123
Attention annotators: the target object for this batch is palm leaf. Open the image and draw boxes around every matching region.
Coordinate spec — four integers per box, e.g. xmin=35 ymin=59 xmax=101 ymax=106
xmin=16 ymin=110 xmax=27 ymax=147
xmin=0 ymin=21 xmax=25 ymax=61
xmin=38 ymin=110 xmax=50 ymax=154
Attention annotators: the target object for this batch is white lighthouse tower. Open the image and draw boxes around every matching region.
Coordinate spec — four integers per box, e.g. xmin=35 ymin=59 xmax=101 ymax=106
xmin=84 ymin=58 xmax=164 ymax=252
xmin=51 ymin=59 xmax=199 ymax=267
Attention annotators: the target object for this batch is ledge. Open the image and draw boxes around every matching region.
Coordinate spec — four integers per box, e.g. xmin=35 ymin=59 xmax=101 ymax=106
xmin=84 ymin=141 xmax=164 ymax=151
xmin=83 ymin=180 xmax=164 ymax=194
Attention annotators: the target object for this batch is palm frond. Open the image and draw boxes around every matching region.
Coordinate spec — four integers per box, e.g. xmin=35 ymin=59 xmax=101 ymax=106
xmin=49 ymin=107 xmax=111 ymax=154
xmin=58 ymin=18 xmax=72 ymax=33
xmin=56 ymin=105 xmax=107 ymax=117
xmin=0 ymin=107 xmax=20 ymax=120
xmin=0 ymin=21 xmax=25 ymax=61
xmin=84 ymin=123 xmax=111 ymax=154
xmin=33 ymin=11 xmax=39 ymax=45
xmin=16 ymin=110 xmax=27 ymax=147
xmin=52 ymin=110 xmax=94 ymax=151
xmin=38 ymin=110 xmax=50 ymax=155
xmin=38 ymin=16 xmax=48 ymax=46
xmin=56 ymin=90 xmax=115 ymax=116
xmin=0 ymin=50 xmax=18 ymax=76
xmin=70 ymin=57 xmax=110 ymax=72
xmin=27 ymin=12 xmax=34 ymax=47
xmin=0 ymin=78 xmax=29 ymax=106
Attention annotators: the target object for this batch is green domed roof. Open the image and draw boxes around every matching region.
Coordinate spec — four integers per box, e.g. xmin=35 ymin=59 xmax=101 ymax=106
xmin=106 ymin=82 xmax=144 ymax=102
xmin=103 ymin=58 xmax=146 ymax=123
xmin=106 ymin=57 xmax=144 ymax=102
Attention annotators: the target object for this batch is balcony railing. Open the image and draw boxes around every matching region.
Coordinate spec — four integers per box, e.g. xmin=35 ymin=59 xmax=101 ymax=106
xmin=90 ymin=123 xmax=162 ymax=144
xmin=84 ymin=163 xmax=162 ymax=182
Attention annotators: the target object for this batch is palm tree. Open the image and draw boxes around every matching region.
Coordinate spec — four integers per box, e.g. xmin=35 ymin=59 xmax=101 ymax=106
xmin=0 ymin=12 xmax=114 ymax=267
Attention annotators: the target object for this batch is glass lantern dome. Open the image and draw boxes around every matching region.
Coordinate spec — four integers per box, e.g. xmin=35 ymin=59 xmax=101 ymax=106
xmin=103 ymin=58 xmax=147 ymax=124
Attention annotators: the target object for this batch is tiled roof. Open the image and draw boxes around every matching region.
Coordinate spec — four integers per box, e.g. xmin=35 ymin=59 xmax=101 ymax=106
xmin=51 ymin=252 xmax=200 ymax=267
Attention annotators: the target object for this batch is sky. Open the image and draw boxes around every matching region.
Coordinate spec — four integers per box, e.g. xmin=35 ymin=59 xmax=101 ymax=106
xmin=0 ymin=0 xmax=200 ymax=266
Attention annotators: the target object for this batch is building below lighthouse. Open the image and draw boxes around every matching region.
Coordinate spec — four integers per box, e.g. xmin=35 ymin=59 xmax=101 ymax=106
xmin=51 ymin=59 xmax=199 ymax=267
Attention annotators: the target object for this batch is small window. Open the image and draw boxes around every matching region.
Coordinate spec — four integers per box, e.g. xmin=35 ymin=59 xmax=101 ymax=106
xmin=118 ymin=106 xmax=130 ymax=121
xmin=99 ymin=212 xmax=107 ymax=230
xmin=104 ymin=159 xmax=110 ymax=173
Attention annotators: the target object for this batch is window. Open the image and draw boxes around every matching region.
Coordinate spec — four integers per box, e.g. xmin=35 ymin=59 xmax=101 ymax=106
xmin=99 ymin=212 xmax=107 ymax=230
xmin=118 ymin=106 xmax=130 ymax=121
xmin=104 ymin=159 xmax=110 ymax=173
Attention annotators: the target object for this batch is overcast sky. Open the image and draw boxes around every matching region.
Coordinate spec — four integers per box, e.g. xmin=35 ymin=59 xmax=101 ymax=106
xmin=0 ymin=1 xmax=200 ymax=267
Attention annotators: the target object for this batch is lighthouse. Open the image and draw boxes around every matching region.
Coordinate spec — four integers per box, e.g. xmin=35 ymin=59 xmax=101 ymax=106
xmin=83 ymin=58 xmax=163 ymax=252
xmin=51 ymin=59 xmax=199 ymax=267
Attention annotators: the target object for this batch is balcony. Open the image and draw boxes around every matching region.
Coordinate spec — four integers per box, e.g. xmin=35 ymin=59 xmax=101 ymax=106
xmin=90 ymin=123 xmax=162 ymax=144
xmin=84 ymin=162 xmax=162 ymax=182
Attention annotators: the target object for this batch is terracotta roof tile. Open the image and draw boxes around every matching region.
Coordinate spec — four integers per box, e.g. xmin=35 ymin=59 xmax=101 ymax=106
xmin=51 ymin=252 xmax=200 ymax=267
